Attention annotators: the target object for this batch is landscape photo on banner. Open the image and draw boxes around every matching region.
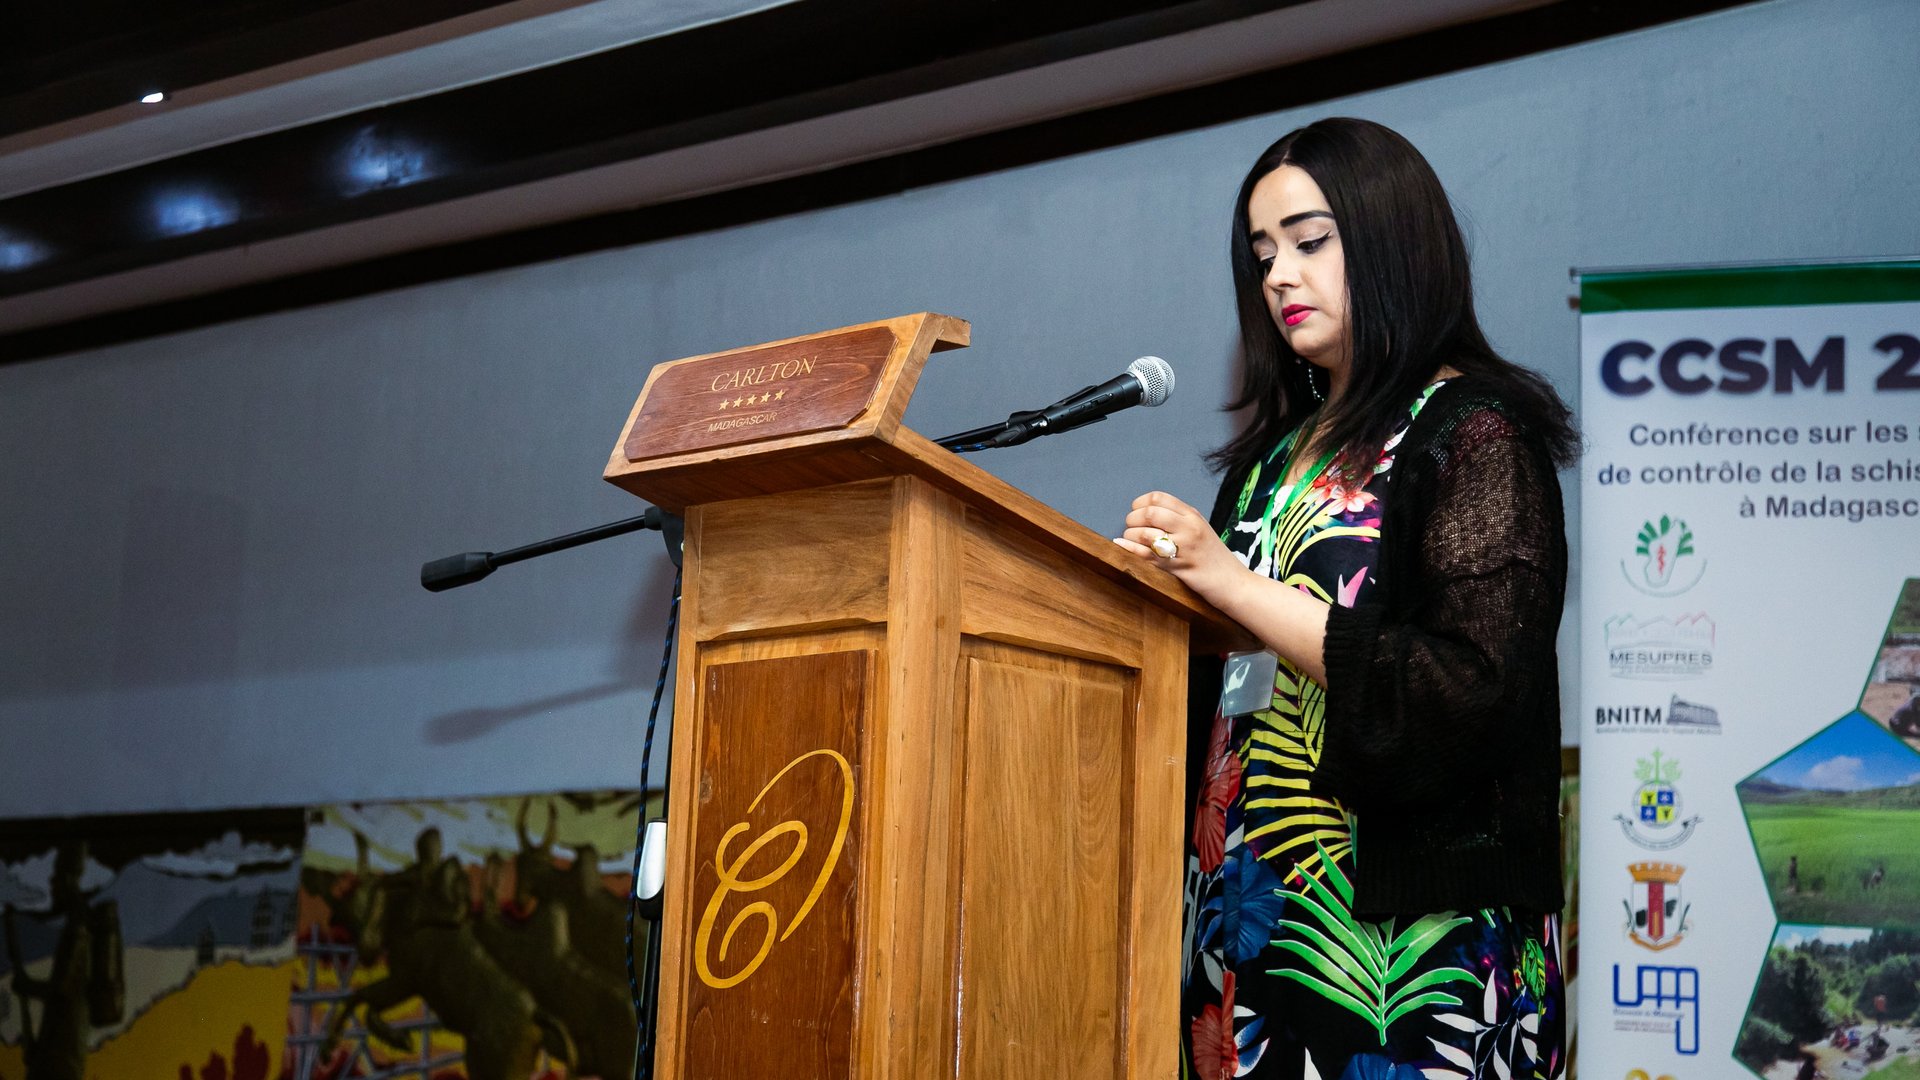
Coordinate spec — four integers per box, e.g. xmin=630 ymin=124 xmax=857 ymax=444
xmin=1861 ymin=578 xmax=1920 ymax=753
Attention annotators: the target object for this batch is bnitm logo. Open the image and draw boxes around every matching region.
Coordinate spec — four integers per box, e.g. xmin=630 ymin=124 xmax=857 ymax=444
xmin=1612 ymin=963 xmax=1700 ymax=1055
xmin=1603 ymin=612 xmax=1715 ymax=680
xmin=1623 ymin=861 xmax=1691 ymax=951
xmin=1593 ymin=695 xmax=1722 ymax=736
xmin=1615 ymin=749 xmax=1702 ymax=850
xmin=1621 ymin=515 xmax=1707 ymax=597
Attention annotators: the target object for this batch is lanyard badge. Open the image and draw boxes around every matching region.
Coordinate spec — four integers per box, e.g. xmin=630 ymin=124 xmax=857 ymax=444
xmin=1220 ymin=649 xmax=1280 ymax=717
xmin=1219 ymin=423 xmax=1331 ymax=718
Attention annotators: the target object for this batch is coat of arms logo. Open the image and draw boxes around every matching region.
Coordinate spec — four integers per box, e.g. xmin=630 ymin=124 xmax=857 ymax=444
xmin=1615 ymin=749 xmax=1701 ymax=850
xmin=1624 ymin=861 xmax=1690 ymax=951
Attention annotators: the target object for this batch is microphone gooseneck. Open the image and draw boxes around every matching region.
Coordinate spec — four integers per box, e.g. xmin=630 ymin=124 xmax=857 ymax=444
xmin=935 ymin=355 xmax=1175 ymax=452
xmin=420 ymin=504 xmax=682 ymax=591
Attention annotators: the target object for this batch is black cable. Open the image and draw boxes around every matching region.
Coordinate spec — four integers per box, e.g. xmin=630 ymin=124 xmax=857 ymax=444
xmin=636 ymin=911 xmax=663 ymax=1079
xmin=626 ymin=568 xmax=681 ymax=1052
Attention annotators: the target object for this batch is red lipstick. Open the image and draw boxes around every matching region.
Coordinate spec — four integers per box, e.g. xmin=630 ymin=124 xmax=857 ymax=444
xmin=1281 ymin=305 xmax=1314 ymax=327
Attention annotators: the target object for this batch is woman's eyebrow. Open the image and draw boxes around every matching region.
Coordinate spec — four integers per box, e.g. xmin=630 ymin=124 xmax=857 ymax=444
xmin=1279 ymin=209 xmax=1334 ymax=228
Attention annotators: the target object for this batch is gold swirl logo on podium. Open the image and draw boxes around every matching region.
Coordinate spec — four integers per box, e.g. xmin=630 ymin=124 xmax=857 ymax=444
xmin=694 ymin=748 xmax=854 ymax=990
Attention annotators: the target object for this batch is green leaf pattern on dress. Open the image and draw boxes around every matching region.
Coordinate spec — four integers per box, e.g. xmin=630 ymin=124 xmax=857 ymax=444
xmin=1268 ymin=840 xmax=1482 ymax=1045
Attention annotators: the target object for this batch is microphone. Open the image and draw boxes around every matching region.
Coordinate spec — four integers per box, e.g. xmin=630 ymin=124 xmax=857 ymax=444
xmin=936 ymin=356 xmax=1175 ymax=451
xmin=1040 ymin=354 xmax=1175 ymax=427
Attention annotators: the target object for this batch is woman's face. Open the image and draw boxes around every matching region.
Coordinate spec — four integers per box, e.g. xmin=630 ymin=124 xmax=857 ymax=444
xmin=1246 ymin=164 xmax=1349 ymax=378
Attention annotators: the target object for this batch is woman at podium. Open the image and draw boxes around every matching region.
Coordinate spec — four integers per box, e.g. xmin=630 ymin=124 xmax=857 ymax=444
xmin=1116 ymin=117 xmax=1577 ymax=1080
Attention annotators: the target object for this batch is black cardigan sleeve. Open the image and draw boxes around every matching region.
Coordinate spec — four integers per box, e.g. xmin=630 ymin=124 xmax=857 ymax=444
xmin=1313 ymin=406 xmax=1567 ymax=808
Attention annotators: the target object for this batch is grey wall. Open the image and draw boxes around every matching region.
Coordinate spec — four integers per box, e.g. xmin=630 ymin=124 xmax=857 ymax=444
xmin=4 ymin=0 xmax=1916 ymax=817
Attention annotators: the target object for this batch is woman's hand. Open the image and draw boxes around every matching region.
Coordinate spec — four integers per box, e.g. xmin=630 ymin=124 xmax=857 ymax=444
xmin=1115 ymin=489 xmax=1332 ymax=687
xmin=1114 ymin=491 xmax=1244 ymax=602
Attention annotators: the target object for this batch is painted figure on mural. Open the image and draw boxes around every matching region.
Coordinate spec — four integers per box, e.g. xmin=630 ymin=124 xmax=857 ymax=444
xmin=295 ymin=793 xmax=646 ymax=1080
xmin=1116 ymin=117 xmax=1577 ymax=1078
xmin=496 ymin=801 xmax=637 ymax=1079
xmin=306 ymin=828 xmax=574 ymax=1080
xmin=396 ymin=827 xmax=471 ymax=931
xmin=2 ymin=841 xmax=124 ymax=1080
xmin=512 ymin=798 xmax=633 ymax=989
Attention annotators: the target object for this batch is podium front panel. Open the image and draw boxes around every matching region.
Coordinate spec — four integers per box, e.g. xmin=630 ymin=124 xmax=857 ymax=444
xmin=678 ymin=648 xmax=871 ymax=1079
xmin=955 ymin=642 xmax=1131 ymax=1077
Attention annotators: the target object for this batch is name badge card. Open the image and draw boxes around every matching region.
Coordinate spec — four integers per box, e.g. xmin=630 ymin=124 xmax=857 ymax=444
xmin=1220 ymin=649 xmax=1279 ymax=717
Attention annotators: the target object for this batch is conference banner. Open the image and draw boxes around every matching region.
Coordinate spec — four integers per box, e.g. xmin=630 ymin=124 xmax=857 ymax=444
xmin=1576 ymin=260 xmax=1920 ymax=1080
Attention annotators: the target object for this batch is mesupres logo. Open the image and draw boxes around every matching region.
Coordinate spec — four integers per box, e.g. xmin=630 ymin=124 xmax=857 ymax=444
xmin=1615 ymin=749 xmax=1702 ymax=850
xmin=1604 ymin=613 xmax=1715 ymax=680
xmin=1623 ymin=862 xmax=1691 ymax=951
xmin=1612 ymin=964 xmax=1700 ymax=1055
xmin=1593 ymin=695 xmax=1722 ymax=735
xmin=1621 ymin=515 xmax=1707 ymax=597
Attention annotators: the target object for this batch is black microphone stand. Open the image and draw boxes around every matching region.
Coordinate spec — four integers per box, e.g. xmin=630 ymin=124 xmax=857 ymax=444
xmin=934 ymin=411 xmax=1046 ymax=452
xmin=420 ymin=505 xmax=684 ymax=589
xmin=421 ymin=397 xmax=1070 ymax=588
xmin=420 ymin=508 xmax=683 ymax=1079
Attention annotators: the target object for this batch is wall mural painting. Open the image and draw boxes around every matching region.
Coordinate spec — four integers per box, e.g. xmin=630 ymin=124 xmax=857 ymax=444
xmin=0 ymin=808 xmax=306 ymax=1080
xmin=294 ymin=791 xmax=646 ymax=1080
xmin=0 ymin=790 xmax=648 ymax=1080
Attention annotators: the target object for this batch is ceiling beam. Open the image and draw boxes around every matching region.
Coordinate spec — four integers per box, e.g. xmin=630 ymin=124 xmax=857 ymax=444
xmin=0 ymin=0 xmax=1759 ymax=361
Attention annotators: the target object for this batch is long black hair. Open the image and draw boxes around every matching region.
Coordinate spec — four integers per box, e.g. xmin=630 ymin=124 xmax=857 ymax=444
xmin=1211 ymin=117 xmax=1577 ymax=477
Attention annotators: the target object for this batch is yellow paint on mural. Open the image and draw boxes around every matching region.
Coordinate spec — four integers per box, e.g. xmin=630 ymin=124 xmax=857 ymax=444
xmin=0 ymin=1037 xmax=22 ymax=1080
xmin=83 ymin=957 xmax=295 ymax=1080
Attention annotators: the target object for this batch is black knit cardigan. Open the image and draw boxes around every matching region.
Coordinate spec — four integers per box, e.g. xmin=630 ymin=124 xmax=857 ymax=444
xmin=1193 ymin=376 xmax=1568 ymax=918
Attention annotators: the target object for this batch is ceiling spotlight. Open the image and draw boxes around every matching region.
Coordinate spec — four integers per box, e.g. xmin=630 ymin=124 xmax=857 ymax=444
xmin=0 ymin=228 xmax=52 ymax=271
xmin=140 ymin=91 xmax=167 ymax=105
xmin=152 ymin=187 xmax=239 ymax=237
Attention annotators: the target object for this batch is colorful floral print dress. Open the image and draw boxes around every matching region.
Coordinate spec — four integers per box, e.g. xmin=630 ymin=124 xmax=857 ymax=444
xmin=1180 ymin=383 xmax=1566 ymax=1080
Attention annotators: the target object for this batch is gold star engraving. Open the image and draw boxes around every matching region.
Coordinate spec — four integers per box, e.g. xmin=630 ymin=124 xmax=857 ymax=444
xmin=716 ymin=398 xmax=729 ymax=410
xmin=760 ymin=392 xmax=772 ymax=404
xmin=774 ymin=389 xmax=786 ymax=401
xmin=732 ymin=397 xmax=744 ymax=408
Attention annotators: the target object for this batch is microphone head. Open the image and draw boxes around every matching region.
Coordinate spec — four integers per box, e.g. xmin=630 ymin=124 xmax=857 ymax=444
xmin=1128 ymin=356 xmax=1174 ymax=406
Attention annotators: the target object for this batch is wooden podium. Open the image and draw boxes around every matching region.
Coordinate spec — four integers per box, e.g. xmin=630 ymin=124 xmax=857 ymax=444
xmin=605 ymin=313 xmax=1243 ymax=1079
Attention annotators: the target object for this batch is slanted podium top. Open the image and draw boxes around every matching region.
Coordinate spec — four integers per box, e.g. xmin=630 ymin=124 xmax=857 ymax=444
xmin=607 ymin=312 xmax=967 ymax=486
xmin=603 ymin=312 xmax=1249 ymax=651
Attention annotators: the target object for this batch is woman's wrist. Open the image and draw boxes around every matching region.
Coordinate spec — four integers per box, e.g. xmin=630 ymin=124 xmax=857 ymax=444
xmin=1186 ymin=551 xmax=1254 ymax=609
xmin=1206 ymin=567 xmax=1332 ymax=685
xmin=1190 ymin=559 xmax=1256 ymax=627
